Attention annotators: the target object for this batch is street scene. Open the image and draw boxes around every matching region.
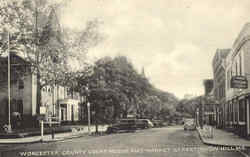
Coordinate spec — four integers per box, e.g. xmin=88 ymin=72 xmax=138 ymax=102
xmin=0 ymin=126 xmax=245 ymax=157
xmin=1 ymin=0 xmax=250 ymax=157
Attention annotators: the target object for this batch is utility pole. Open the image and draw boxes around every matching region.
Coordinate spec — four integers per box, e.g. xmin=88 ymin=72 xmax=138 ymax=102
xmin=7 ymin=30 xmax=12 ymax=133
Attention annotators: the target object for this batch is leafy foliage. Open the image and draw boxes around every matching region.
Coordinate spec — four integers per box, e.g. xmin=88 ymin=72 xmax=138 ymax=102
xmin=0 ymin=0 xmax=104 ymax=112
xmin=77 ymin=56 xmax=179 ymax=124
xmin=176 ymin=96 xmax=201 ymax=118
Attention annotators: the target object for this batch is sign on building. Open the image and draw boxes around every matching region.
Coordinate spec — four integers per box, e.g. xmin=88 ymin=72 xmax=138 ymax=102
xmin=231 ymin=76 xmax=248 ymax=89
xmin=37 ymin=106 xmax=46 ymax=121
xmin=40 ymin=106 xmax=46 ymax=115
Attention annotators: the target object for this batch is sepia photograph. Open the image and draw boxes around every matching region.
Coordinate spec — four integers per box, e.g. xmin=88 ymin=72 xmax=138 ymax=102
xmin=0 ymin=0 xmax=250 ymax=156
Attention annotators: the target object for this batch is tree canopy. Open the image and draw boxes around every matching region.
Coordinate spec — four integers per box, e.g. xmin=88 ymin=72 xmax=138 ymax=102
xmin=77 ymin=55 xmax=179 ymax=123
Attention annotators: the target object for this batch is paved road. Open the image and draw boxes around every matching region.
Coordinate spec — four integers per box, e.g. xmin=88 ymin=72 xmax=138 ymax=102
xmin=0 ymin=126 xmax=244 ymax=157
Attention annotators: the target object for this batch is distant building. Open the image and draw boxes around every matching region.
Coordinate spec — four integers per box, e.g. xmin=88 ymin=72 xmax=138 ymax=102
xmin=212 ymin=48 xmax=230 ymax=128
xmin=201 ymin=79 xmax=217 ymax=126
xmin=203 ymin=79 xmax=214 ymax=96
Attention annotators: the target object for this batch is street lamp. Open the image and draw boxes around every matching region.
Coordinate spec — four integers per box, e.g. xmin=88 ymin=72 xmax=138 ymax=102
xmin=86 ymin=86 xmax=91 ymax=135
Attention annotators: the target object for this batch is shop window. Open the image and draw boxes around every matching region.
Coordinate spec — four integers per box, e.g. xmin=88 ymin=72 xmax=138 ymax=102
xmin=239 ymin=100 xmax=246 ymax=122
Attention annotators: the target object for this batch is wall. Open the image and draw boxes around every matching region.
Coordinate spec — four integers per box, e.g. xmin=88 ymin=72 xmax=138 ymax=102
xmin=31 ymin=74 xmax=37 ymax=115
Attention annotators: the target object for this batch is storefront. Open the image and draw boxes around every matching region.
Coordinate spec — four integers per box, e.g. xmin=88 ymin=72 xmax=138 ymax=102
xmin=226 ymin=94 xmax=250 ymax=138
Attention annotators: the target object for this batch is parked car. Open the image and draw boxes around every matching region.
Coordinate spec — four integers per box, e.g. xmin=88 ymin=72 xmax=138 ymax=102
xmin=136 ymin=119 xmax=154 ymax=129
xmin=106 ymin=119 xmax=137 ymax=134
xmin=151 ymin=120 xmax=164 ymax=128
xmin=183 ymin=118 xmax=196 ymax=131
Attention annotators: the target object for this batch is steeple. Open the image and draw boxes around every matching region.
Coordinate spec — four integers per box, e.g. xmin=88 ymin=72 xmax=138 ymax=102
xmin=141 ymin=67 xmax=146 ymax=78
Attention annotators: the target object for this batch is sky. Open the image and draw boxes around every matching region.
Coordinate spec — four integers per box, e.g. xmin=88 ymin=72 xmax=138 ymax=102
xmin=58 ymin=0 xmax=250 ymax=99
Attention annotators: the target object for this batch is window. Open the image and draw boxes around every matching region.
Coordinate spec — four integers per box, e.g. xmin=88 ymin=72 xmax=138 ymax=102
xmin=67 ymin=87 xmax=71 ymax=96
xmin=227 ymin=70 xmax=231 ymax=89
xmin=18 ymin=80 xmax=24 ymax=89
xmin=235 ymin=61 xmax=238 ymax=76
xmin=239 ymin=99 xmax=246 ymax=122
xmin=230 ymin=69 xmax=232 ymax=88
xmin=239 ymin=53 xmax=242 ymax=75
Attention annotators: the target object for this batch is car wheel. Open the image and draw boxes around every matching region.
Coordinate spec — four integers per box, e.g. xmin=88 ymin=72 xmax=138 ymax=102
xmin=106 ymin=128 xmax=112 ymax=134
xmin=129 ymin=128 xmax=136 ymax=132
xmin=112 ymin=128 xmax=118 ymax=133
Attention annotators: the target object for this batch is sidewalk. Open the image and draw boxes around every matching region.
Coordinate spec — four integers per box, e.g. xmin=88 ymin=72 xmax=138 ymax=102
xmin=0 ymin=125 xmax=108 ymax=144
xmin=197 ymin=125 xmax=250 ymax=147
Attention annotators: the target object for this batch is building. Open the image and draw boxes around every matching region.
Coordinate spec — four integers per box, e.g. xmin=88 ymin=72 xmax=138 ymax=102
xmin=41 ymin=82 xmax=84 ymax=123
xmin=212 ymin=49 xmax=230 ymax=128
xmin=0 ymin=54 xmax=85 ymax=128
xmin=0 ymin=54 xmax=34 ymax=128
xmin=0 ymin=6 xmax=86 ymax=129
xmin=202 ymin=79 xmax=216 ymax=126
xmin=225 ymin=23 xmax=250 ymax=137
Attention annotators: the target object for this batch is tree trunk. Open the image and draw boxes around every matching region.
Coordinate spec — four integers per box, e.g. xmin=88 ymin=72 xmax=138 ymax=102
xmin=113 ymin=104 xmax=121 ymax=120
xmin=95 ymin=120 xmax=99 ymax=134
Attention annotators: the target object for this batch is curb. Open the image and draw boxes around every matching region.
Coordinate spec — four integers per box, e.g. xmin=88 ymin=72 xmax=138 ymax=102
xmin=42 ymin=133 xmax=89 ymax=143
xmin=0 ymin=139 xmax=41 ymax=145
xmin=0 ymin=132 xmax=88 ymax=144
xmin=196 ymin=129 xmax=249 ymax=157
xmin=0 ymin=130 xmax=108 ymax=144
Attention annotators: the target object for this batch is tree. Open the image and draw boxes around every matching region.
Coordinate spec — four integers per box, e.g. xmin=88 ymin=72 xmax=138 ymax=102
xmin=0 ymin=0 xmax=104 ymax=114
xmin=77 ymin=55 xmax=179 ymax=122
xmin=176 ymin=97 xmax=200 ymax=118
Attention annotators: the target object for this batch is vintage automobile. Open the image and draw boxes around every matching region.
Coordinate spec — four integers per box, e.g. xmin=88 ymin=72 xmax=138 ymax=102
xmin=106 ymin=119 xmax=137 ymax=134
xmin=151 ymin=120 xmax=165 ymax=128
xmin=183 ymin=118 xmax=196 ymax=131
xmin=136 ymin=119 xmax=154 ymax=129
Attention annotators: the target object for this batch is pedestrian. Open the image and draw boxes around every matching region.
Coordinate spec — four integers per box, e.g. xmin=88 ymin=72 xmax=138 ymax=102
xmin=51 ymin=127 xmax=55 ymax=139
